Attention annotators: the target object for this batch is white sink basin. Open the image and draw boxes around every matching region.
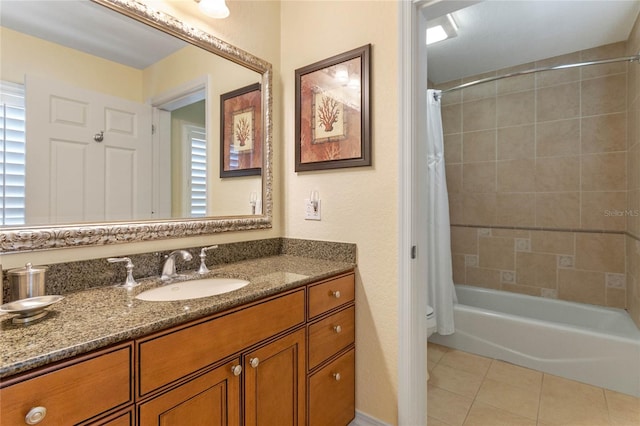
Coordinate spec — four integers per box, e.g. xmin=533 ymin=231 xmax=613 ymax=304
xmin=136 ymin=278 xmax=250 ymax=301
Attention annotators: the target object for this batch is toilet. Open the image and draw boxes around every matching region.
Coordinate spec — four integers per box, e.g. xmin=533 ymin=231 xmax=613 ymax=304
xmin=427 ymin=305 xmax=437 ymax=338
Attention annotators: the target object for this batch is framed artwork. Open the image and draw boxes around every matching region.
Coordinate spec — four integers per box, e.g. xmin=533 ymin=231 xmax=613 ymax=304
xmin=295 ymin=44 xmax=371 ymax=172
xmin=220 ymin=82 xmax=262 ymax=177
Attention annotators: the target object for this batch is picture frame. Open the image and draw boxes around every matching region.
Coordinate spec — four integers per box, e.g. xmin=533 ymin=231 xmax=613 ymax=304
xmin=220 ymin=82 xmax=262 ymax=177
xmin=295 ymin=44 xmax=371 ymax=172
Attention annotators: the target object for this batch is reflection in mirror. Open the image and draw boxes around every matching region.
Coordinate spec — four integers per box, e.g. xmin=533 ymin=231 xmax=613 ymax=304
xmin=0 ymin=0 xmax=272 ymax=251
xmin=1 ymin=0 xmax=262 ymax=227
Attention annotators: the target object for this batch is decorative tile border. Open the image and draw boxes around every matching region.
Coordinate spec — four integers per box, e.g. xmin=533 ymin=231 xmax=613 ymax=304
xmin=606 ymin=273 xmax=626 ymax=289
xmin=453 ymin=223 xmax=626 ymax=236
xmin=465 ymin=255 xmax=479 ymax=267
xmin=515 ymin=238 xmax=531 ymax=252
xmin=477 ymin=228 xmax=492 ymax=237
xmin=557 ymin=255 xmax=575 ymax=269
xmin=501 ymin=270 xmax=516 ymax=284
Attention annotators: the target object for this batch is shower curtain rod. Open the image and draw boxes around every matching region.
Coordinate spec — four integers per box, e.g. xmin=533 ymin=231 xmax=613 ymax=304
xmin=435 ymin=54 xmax=640 ymax=99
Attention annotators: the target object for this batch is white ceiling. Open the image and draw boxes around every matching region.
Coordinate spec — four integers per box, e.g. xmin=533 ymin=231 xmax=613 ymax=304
xmin=426 ymin=0 xmax=640 ymax=84
xmin=0 ymin=0 xmax=186 ymax=70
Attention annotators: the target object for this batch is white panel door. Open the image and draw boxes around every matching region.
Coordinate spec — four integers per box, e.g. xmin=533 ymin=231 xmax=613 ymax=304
xmin=25 ymin=75 xmax=152 ymax=224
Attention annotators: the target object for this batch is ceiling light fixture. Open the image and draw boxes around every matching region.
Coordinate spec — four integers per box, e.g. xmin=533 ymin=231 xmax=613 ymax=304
xmin=196 ymin=0 xmax=230 ymax=19
xmin=427 ymin=26 xmax=448 ymax=45
xmin=426 ymin=14 xmax=458 ymax=45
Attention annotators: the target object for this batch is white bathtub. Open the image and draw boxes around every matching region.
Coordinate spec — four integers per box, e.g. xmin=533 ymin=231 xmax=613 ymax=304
xmin=429 ymin=285 xmax=640 ymax=397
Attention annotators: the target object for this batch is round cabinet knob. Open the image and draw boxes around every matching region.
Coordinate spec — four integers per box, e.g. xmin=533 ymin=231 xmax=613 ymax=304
xmin=333 ymin=325 xmax=342 ymax=333
xmin=249 ymin=357 xmax=260 ymax=368
xmin=25 ymin=406 xmax=47 ymax=425
xmin=333 ymin=372 xmax=341 ymax=381
xmin=331 ymin=290 xmax=341 ymax=299
xmin=231 ymin=365 xmax=242 ymax=376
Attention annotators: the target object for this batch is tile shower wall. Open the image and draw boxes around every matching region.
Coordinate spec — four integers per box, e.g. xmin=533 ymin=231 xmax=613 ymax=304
xmin=627 ymin=14 xmax=640 ymax=328
xmin=451 ymin=226 xmax=625 ymax=307
xmin=436 ymin=42 xmax=629 ymax=308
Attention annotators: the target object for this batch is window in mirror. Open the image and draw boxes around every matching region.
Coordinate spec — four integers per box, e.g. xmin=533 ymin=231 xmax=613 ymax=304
xmin=0 ymin=81 xmax=26 ymax=226
xmin=185 ymin=125 xmax=208 ymax=217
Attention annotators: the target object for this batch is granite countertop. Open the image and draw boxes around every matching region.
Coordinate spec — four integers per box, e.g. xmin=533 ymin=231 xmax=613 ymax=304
xmin=0 ymin=255 xmax=355 ymax=379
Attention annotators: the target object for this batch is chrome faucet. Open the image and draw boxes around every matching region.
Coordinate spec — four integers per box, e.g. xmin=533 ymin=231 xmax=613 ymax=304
xmin=161 ymin=250 xmax=193 ymax=281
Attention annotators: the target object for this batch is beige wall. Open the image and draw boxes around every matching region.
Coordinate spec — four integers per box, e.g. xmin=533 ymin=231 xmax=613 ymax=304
xmin=281 ymin=1 xmax=399 ymax=423
xmin=436 ymin=42 xmax=629 ymax=308
xmin=1 ymin=2 xmax=402 ymax=422
xmin=627 ymin=14 xmax=640 ymax=328
xmin=144 ymin=44 xmax=262 ymax=217
xmin=0 ymin=0 xmax=282 ymax=268
xmin=0 ymin=27 xmax=143 ymax=101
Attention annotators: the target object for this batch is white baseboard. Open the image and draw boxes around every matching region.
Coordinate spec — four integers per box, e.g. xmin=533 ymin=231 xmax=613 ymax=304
xmin=349 ymin=410 xmax=393 ymax=426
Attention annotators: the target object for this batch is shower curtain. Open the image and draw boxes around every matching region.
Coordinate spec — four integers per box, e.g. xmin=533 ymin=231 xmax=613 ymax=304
xmin=426 ymin=89 xmax=457 ymax=335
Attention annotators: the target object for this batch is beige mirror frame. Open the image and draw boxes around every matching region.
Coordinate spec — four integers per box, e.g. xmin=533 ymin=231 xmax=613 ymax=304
xmin=0 ymin=0 xmax=273 ymax=253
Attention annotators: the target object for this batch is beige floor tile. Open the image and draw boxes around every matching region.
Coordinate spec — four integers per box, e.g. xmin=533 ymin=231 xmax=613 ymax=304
xmin=438 ymin=349 xmax=492 ymax=376
xmin=428 ymin=384 xmax=474 ymax=426
xmin=428 ymin=416 xmax=453 ymax=426
xmin=486 ymin=360 xmax=543 ymax=390
xmin=538 ymin=374 xmax=609 ymax=425
xmin=428 ymin=342 xmax=449 ymax=371
xmin=475 ymin=378 xmax=540 ymax=420
xmin=427 ymin=347 xmax=637 ymax=426
xmin=463 ymin=401 xmax=537 ymax=426
xmin=430 ymin=364 xmax=485 ymax=399
xmin=605 ymin=389 xmax=640 ymax=425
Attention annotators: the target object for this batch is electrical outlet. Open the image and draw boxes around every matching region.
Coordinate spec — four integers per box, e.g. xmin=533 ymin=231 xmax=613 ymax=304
xmin=304 ymin=199 xmax=321 ymax=220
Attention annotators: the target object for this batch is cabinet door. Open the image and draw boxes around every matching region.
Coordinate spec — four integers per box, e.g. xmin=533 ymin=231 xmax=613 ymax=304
xmin=243 ymin=328 xmax=306 ymax=426
xmin=138 ymin=359 xmax=241 ymax=426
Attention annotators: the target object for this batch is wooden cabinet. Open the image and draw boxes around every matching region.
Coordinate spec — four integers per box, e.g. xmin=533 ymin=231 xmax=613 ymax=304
xmin=0 ymin=342 xmax=133 ymax=426
xmin=137 ymin=328 xmax=307 ymax=426
xmin=1 ymin=270 xmax=355 ymax=426
xmin=308 ymin=273 xmax=355 ymax=319
xmin=308 ymin=349 xmax=355 ymax=426
xmin=138 ymin=359 xmax=241 ymax=426
xmin=136 ymin=289 xmax=305 ymax=398
xmin=306 ymin=272 xmax=356 ymax=426
xmin=308 ymin=306 xmax=355 ymax=370
xmin=243 ymin=328 xmax=306 ymax=426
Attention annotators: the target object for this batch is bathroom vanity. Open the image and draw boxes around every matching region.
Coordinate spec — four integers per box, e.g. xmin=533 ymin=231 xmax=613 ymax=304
xmin=0 ymin=257 xmax=355 ymax=425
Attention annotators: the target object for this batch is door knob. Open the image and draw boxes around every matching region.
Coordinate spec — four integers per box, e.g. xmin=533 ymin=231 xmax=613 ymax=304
xmin=93 ymin=130 xmax=104 ymax=142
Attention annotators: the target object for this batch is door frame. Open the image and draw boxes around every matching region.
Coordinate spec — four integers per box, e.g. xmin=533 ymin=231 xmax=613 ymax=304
xmin=398 ymin=2 xmax=484 ymax=423
xmin=397 ymin=1 xmax=428 ymax=424
xmin=149 ymin=76 xmax=209 ymax=219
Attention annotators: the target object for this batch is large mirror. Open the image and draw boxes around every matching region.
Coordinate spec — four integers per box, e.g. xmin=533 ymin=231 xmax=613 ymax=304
xmin=0 ymin=0 xmax=272 ymax=252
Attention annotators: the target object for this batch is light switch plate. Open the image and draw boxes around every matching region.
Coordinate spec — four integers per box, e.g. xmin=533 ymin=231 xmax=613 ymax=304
xmin=304 ymin=199 xmax=321 ymax=220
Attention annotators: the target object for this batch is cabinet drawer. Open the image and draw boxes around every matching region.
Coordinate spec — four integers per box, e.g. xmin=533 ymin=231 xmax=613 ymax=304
xmin=308 ymin=306 xmax=355 ymax=370
xmin=138 ymin=289 xmax=305 ymax=397
xmin=0 ymin=343 xmax=133 ymax=425
xmin=308 ymin=348 xmax=355 ymax=426
xmin=308 ymin=273 xmax=354 ymax=319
